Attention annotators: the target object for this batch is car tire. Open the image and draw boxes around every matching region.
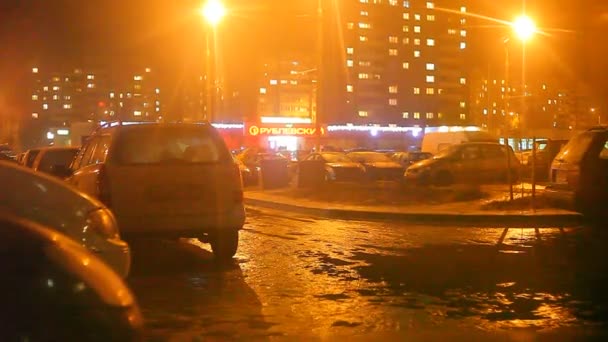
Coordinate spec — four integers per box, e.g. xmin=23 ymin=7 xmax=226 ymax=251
xmin=210 ymin=229 xmax=239 ymax=260
xmin=434 ymin=171 xmax=453 ymax=187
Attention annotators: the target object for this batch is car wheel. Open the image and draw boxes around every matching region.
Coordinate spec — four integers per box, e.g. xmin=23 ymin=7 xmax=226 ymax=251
xmin=210 ymin=229 xmax=239 ymax=260
xmin=434 ymin=171 xmax=453 ymax=187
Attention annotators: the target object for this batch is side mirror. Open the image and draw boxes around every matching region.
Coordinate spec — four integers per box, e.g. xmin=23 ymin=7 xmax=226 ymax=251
xmin=50 ymin=164 xmax=73 ymax=178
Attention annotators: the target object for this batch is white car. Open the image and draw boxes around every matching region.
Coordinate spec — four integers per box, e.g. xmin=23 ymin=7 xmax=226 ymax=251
xmin=0 ymin=161 xmax=131 ymax=277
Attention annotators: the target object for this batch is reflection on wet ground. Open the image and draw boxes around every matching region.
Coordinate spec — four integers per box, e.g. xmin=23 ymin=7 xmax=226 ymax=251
xmin=127 ymin=209 xmax=608 ymax=340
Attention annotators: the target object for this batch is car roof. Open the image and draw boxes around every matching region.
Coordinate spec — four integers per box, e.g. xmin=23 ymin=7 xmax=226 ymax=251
xmin=38 ymin=146 xmax=80 ymax=152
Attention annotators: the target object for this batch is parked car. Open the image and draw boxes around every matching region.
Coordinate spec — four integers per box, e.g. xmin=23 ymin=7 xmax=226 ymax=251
xmin=346 ymin=151 xmax=404 ymax=181
xmin=391 ymin=151 xmax=433 ymax=168
xmin=0 ymin=152 xmax=16 ymax=162
xmin=21 ymin=148 xmax=42 ymax=168
xmin=545 ymin=127 xmax=608 ymax=215
xmin=302 ymin=152 xmax=366 ymax=182
xmin=404 ymin=142 xmax=520 ymax=186
xmin=0 ymin=144 xmax=15 ymax=160
xmin=0 ymin=213 xmax=143 ymax=341
xmin=518 ymin=139 xmax=568 ymax=181
xmin=234 ymin=155 xmax=257 ymax=186
xmin=32 ymin=146 xmax=80 ymax=179
xmin=67 ymin=122 xmax=245 ymax=260
xmin=0 ymin=161 xmax=131 ymax=277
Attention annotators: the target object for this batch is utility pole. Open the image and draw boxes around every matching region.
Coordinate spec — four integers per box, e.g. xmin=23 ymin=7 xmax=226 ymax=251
xmin=314 ymin=0 xmax=323 ymax=152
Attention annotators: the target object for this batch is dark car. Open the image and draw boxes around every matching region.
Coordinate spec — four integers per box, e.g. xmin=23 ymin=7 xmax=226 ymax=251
xmin=346 ymin=151 xmax=404 ymax=182
xmin=32 ymin=146 xmax=80 ymax=179
xmin=391 ymin=151 xmax=433 ymax=168
xmin=0 ymin=212 xmax=143 ymax=341
xmin=302 ymin=152 xmax=366 ymax=182
xmin=22 ymin=148 xmax=42 ymax=168
xmin=545 ymin=127 xmax=608 ymax=215
xmin=519 ymin=139 xmax=568 ymax=180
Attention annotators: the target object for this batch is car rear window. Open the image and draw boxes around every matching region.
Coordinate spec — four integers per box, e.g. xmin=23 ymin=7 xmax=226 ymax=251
xmin=38 ymin=149 xmax=79 ymax=173
xmin=114 ymin=125 xmax=230 ymax=165
xmin=554 ymin=132 xmax=596 ymax=164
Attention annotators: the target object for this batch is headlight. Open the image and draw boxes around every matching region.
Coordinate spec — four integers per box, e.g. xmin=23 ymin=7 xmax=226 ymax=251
xmin=86 ymin=208 xmax=119 ymax=239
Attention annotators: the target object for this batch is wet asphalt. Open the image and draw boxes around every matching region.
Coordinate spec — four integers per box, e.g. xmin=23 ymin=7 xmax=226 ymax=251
xmin=127 ymin=207 xmax=608 ymax=341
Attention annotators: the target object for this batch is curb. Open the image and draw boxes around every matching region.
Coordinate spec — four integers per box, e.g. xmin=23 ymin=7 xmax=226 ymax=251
xmin=244 ymin=197 xmax=585 ymax=227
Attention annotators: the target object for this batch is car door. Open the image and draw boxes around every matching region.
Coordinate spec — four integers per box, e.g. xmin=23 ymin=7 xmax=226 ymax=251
xmin=69 ymin=135 xmax=111 ymax=198
xmin=457 ymin=145 xmax=483 ymax=183
xmin=480 ymin=144 xmax=509 ymax=182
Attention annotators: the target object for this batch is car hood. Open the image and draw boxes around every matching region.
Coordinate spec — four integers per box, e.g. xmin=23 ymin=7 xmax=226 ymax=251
xmin=409 ymin=158 xmax=438 ymax=169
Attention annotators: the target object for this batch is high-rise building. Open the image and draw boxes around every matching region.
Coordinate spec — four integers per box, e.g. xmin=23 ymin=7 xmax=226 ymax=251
xmin=325 ymin=0 xmax=469 ymax=126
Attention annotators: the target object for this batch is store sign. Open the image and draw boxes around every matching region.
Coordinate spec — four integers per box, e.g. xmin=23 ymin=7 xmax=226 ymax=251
xmin=246 ymin=123 xmax=326 ymax=136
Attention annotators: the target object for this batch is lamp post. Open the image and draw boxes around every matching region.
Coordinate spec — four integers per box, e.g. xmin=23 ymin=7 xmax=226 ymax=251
xmin=200 ymin=0 xmax=226 ymax=123
xmin=314 ymin=0 xmax=323 ymax=152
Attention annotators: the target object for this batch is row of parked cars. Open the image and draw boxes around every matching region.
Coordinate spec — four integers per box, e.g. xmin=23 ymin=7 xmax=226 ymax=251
xmin=1 ymin=121 xmax=248 ymax=339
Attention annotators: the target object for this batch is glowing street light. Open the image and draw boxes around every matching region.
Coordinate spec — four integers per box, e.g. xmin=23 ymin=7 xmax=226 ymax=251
xmin=512 ymin=15 xmax=536 ymax=42
xmin=201 ymin=0 xmax=226 ymax=27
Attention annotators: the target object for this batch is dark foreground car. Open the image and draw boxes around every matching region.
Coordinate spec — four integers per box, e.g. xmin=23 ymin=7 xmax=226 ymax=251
xmin=545 ymin=127 xmax=608 ymax=215
xmin=0 ymin=213 xmax=143 ymax=341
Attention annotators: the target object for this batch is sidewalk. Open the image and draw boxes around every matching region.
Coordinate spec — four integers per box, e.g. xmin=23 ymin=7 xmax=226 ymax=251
xmin=244 ymin=185 xmax=583 ymax=227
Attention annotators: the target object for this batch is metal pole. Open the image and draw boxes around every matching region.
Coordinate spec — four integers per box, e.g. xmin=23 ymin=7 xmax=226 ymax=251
xmin=205 ymin=29 xmax=213 ymax=122
xmin=531 ymin=135 xmax=536 ymax=207
xmin=504 ymin=39 xmax=514 ymax=201
xmin=314 ymin=0 xmax=323 ymax=152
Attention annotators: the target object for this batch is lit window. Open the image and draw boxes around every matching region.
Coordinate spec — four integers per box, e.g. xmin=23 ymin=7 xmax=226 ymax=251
xmin=31 ymin=95 xmax=38 ymax=100
xmin=155 ymin=101 xmax=160 ymax=106
xmin=413 ymin=87 xmax=420 ymax=94
xmin=414 ymin=14 xmax=421 ymax=21
xmin=414 ymin=50 xmax=421 ymax=57
xmin=389 ymin=48 xmax=398 ymax=56
xmin=461 ymin=6 xmax=467 ymax=12
xmin=414 ymin=26 xmax=421 ymax=33
xmin=134 ymin=110 xmax=142 ymax=116
xmin=414 ymin=112 xmax=420 ymax=119
xmin=389 ymin=36 xmax=399 ymax=43
xmin=426 ymin=75 xmax=435 ymax=83
xmin=134 ymin=75 xmax=143 ymax=81
xmin=426 ymin=112 xmax=434 ymax=119
xmin=32 ymin=113 xmax=39 ymax=119
xmin=359 ymin=35 xmax=368 ymax=42
xmin=155 ymin=88 xmax=160 ymax=94
xmin=426 ymin=2 xmax=434 ymax=9
xmin=426 ymin=38 xmax=435 ymax=46
xmin=42 ymin=103 xmax=48 ymax=110
xmin=403 ymin=13 xmax=409 ymax=20
xmin=156 ymin=107 xmax=160 ymax=112
xmin=426 ymin=88 xmax=435 ymax=94
xmin=65 ymin=95 xmax=71 ymax=100
xmin=110 ymin=92 xmax=115 ymax=98
xmin=270 ymin=79 xmax=278 ymax=85
xmin=280 ymin=80 xmax=288 ymax=85
xmin=460 ymin=18 xmax=466 ymax=25
xmin=134 ymin=84 xmax=142 ymax=90
xmin=402 ymin=112 xmax=409 ymax=119
xmin=403 ymin=25 xmax=409 ymax=32
xmin=427 ymin=15 xmax=435 ymax=21
xmin=389 ymin=98 xmax=397 ymax=106
xmin=402 ymin=62 xmax=409 ymax=69
xmin=52 ymin=77 xmax=60 ymax=82
xmin=448 ymin=29 xmax=457 ymax=35
xmin=403 ymin=1 xmax=410 ymax=8
xmin=426 ymin=63 xmax=435 ymax=70
xmin=459 ymin=77 xmax=466 ymax=85
xmin=438 ymin=113 xmax=443 ymax=119
xmin=43 ymin=86 xmax=48 ymax=92
xmin=87 ymin=83 xmax=95 ymax=89
xmin=359 ymin=61 xmax=371 ymax=67
xmin=32 ymin=67 xmax=39 ymax=73
xmin=358 ymin=73 xmax=370 ymax=79
xmin=358 ymin=110 xmax=368 ymax=117
xmin=359 ymin=22 xmax=371 ymax=29
xmin=346 ymin=59 xmax=354 ymax=67
xmin=460 ymin=30 xmax=467 ymax=37
xmin=63 ymin=103 xmax=72 ymax=109
xmin=259 ymin=87 xmax=267 ymax=94
xmin=52 ymin=95 xmax=58 ymax=100
xmin=347 ymin=22 xmax=354 ymax=29
xmin=52 ymin=86 xmax=60 ymax=91
xmin=389 ymin=0 xmax=398 ymax=5
xmin=389 ymin=85 xmax=398 ymax=93
xmin=414 ymin=38 xmax=420 ymax=45
xmin=87 ymin=74 xmax=94 ymax=80
xmin=145 ymin=67 xmax=151 ymax=73
xmin=360 ymin=0 xmax=368 ymax=3
xmin=360 ymin=11 xmax=368 ymax=16
xmin=460 ymin=101 xmax=466 ymax=108
xmin=346 ymin=85 xmax=354 ymax=92
xmin=346 ymin=47 xmax=354 ymax=54
xmin=460 ymin=113 xmax=466 ymax=120
xmin=460 ymin=42 xmax=466 ymax=49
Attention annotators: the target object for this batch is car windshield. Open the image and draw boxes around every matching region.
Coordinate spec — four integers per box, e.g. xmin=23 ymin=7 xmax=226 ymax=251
xmin=114 ymin=125 xmax=230 ymax=165
xmin=321 ymin=153 xmax=352 ymax=163
xmin=348 ymin=152 xmax=392 ymax=163
xmin=38 ymin=149 xmax=79 ymax=173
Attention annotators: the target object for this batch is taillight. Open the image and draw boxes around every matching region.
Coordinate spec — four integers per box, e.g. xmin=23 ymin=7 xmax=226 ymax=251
xmin=97 ymin=164 xmax=112 ymax=207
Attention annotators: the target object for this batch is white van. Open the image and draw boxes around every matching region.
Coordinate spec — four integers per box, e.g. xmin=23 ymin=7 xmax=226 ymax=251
xmin=421 ymin=131 xmax=497 ymax=155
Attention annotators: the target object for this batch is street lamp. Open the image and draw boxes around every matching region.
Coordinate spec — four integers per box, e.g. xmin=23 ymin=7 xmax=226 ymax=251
xmin=504 ymin=15 xmax=536 ymax=201
xmin=200 ymin=0 xmax=226 ymax=122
